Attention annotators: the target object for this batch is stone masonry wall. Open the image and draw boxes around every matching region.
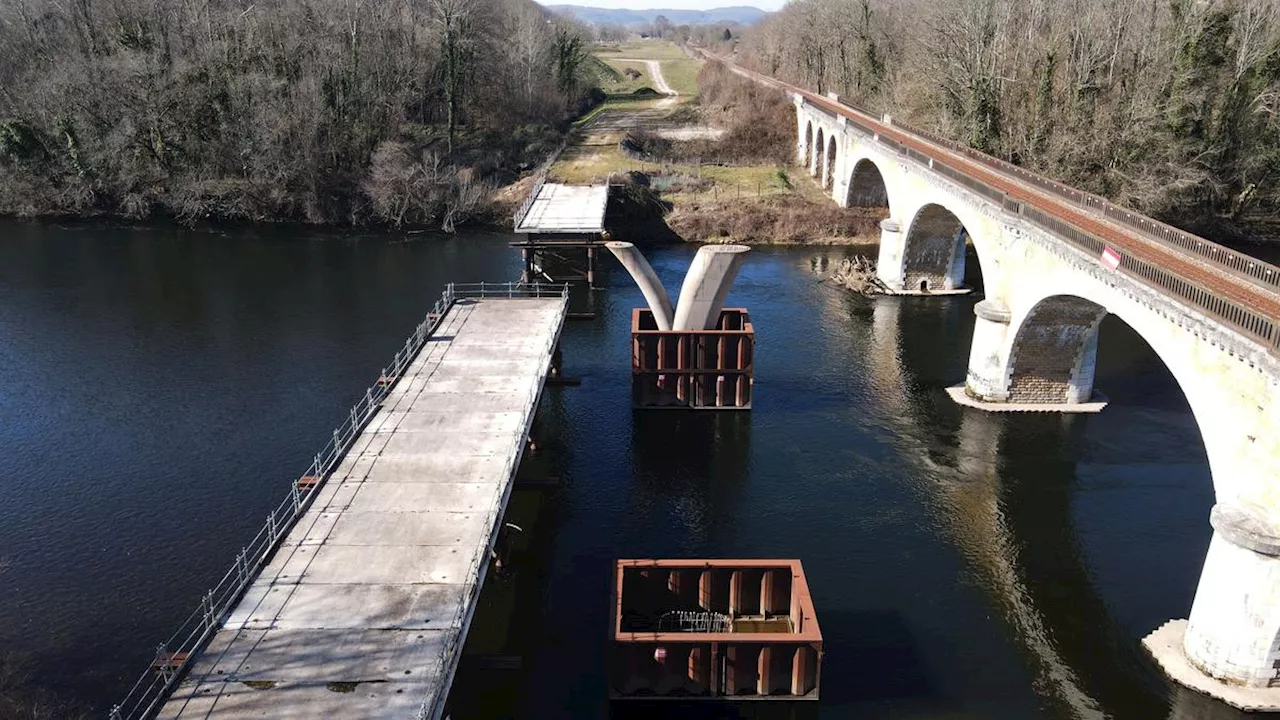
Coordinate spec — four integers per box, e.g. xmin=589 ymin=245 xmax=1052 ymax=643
xmin=1007 ymin=297 xmax=1106 ymax=403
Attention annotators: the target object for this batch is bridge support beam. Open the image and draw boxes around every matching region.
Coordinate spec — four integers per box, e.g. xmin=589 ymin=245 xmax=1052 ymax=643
xmin=1144 ymin=505 xmax=1280 ymax=711
xmin=963 ymin=300 xmax=1012 ymax=402
xmin=875 ymin=219 xmax=906 ymax=292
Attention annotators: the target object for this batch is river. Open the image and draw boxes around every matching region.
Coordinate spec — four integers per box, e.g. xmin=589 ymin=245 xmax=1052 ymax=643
xmin=0 ymin=219 xmax=1242 ymax=719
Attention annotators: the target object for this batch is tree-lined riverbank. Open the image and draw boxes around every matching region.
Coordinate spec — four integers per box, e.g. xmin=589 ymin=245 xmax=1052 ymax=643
xmin=0 ymin=0 xmax=602 ymax=228
xmin=730 ymin=0 xmax=1280 ymax=241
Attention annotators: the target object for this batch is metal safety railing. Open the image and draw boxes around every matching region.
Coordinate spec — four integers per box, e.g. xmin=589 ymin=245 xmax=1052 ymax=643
xmin=659 ymin=610 xmax=734 ymax=634
xmin=412 ymin=282 xmax=568 ymax=720
xmin=449 ymin=281 xmax=570 ymax=300
xmin=710 ymin=49 xmax=1280 ymax=324
xmin=513 ymin=136 xmax=573 ymax=230
xmin=112 ymin=281 xmax=568 ymax=720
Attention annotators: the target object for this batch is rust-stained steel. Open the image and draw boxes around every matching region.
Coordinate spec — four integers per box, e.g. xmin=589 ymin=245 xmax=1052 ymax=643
xmin=611 ymin=559 xmax=823 ymax=700
xmin=631 ymin=308 xmax=754 ymax=410
xmin=512 ymin=235 xmax=606 ymax=288
xmin=150 ymin=651 xmax=188 ymax=675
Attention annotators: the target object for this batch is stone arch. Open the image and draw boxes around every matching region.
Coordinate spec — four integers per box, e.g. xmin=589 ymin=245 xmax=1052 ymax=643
xmin=824 ymin=135 xmax=837 ymax=192
xmin=803 ymin=120 xmax=814 ymax=170
xmin=845 ymin=158 xmax=890 ymax=210
xmin=988 ymin=286 xmax=1280 ymax=691
xmin=996 ymin=289 xmax=1223 ymax=485
xmin=901 ymin=203 xmax=970 ymax=292
xmin=813 ymin=128 xmax=825 ymax=179
xmin=1005 ymin=295 xmax=1108 ymax=403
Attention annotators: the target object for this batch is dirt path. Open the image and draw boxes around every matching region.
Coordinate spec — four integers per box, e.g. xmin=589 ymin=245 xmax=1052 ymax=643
xmin=615 ymin=58 xmax=676 ymax=97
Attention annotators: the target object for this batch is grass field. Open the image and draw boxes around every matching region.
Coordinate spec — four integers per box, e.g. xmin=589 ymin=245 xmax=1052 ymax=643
xmin=592 ymin=40 xmax=702 ymax=97
xmin=594 ymin=39 xmax=689 ymax=61
xmin=558 ymin=40 xmax=790 ymax=197
xmin=599 ymin=58 xmax=654 ymax=95
xmin=660 ymin=58 xmax=702 ymax=96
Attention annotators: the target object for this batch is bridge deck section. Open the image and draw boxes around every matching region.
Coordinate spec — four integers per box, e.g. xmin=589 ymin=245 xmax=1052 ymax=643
xmin=157 ymin=295 xmax=566 ymax=719
xmin=514 ymin=183 xmax=608 ymax=235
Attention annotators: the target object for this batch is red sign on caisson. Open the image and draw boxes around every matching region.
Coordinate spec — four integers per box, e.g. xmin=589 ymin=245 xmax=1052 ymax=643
xmin=1101 ymin=246 xmax=1122 ymax=271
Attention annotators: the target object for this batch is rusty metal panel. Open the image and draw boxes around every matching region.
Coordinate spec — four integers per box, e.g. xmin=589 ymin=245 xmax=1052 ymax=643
xmin=630 ymin=309 xmax=755 ymax=410
xmin=610 ymin=559 xmax=822 ymax=701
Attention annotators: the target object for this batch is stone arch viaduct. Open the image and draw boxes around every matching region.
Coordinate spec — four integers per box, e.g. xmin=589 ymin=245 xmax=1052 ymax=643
xmin=698 ymin=49 xmax=1280 ymax=710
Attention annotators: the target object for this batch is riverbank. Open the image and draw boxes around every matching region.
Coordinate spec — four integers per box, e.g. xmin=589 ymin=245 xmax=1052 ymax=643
xmin=528 ymin=40 xmax=884 ymax=246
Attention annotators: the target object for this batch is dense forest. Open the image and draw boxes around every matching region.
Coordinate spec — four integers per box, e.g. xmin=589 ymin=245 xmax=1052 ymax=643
xmin=0 ymin=0 xmax=601 ymax=227
xmin=733 ymin=0 xmax=1280 ymax=235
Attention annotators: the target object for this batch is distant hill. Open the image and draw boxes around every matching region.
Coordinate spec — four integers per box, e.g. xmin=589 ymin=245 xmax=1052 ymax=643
xmin=547 ymin=5 xmax=767 ymax=26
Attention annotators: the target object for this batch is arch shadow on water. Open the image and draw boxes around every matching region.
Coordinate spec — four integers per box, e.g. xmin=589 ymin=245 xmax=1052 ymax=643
xmin=831 ymin=257 xmax=1225 ymax=719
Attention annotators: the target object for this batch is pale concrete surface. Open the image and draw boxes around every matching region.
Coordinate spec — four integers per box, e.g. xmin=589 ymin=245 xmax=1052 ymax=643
xmin=514 ymin=183 xmax=608 ymax=234
xmin=671 ymin=244 xmax=750 ymax=331
xmin=158 ymin=297 xmax=566 ymax=720
xmin=1184 ymin=509 xmax=1280 ymax=688
xmin=1144 ymin=620 xmax=1280 ymax=712
xmin=945 ymin=385 xmax=1108 ymax=413
xmin=606 ymin=241 xmax=674 ymax=330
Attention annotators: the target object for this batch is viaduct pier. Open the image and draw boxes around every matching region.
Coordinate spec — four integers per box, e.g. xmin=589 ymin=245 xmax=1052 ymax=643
xmin=698 ymin=48 xmax=1280 ymax=710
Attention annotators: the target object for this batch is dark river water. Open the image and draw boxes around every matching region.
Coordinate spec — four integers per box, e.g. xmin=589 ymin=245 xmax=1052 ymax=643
xmin=0 ymin=219 xmax=1245 ymax=719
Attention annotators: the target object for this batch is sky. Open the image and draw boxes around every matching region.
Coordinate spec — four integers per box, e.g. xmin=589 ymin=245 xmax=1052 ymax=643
xmin=536 ymin=0 xmax=786 ymax=10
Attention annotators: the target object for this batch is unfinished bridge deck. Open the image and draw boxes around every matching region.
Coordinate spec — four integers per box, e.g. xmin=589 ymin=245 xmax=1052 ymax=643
xmin=514 ymin=182 xmax=609 ymax=236
xmin=142 ymin=284 xmax=567 ymax=720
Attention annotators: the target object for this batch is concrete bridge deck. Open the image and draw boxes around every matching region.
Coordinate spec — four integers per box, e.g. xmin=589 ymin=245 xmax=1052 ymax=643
xmin=514 ymin=182 xmax=608 ymax=235
xmin=151 ymin=289 xmax=567 ymax=719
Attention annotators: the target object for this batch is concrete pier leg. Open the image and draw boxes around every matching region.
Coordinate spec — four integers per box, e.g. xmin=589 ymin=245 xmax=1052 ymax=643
xmin=672 ymin=245 xmax=750 ymax=331
xmin=1145 ymin=505 xmax=1280 ymax=710
xmin=963 ymin=300 xmax=1013 ymax=402
xmin=605 ymin=241 xmax=675 ymax=330
xmin=1185 ymin=506 xmax=1280 ymax=684
xmin=875 ymin=219 xmax=906 ymax=292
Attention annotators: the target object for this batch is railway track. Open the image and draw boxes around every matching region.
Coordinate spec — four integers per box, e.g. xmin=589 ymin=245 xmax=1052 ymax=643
xmin=696 ymin=48 xmax=1280 ymax=347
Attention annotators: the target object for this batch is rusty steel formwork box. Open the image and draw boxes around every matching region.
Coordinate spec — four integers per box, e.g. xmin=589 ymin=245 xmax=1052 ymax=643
xmin=631 ymin=308 xmax=755 ymax=410
xmin=610 ymin=559 xmax=822 ymax=701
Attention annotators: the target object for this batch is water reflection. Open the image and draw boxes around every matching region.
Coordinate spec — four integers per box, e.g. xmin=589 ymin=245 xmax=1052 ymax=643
xmin=853 ymin=281 xmax=1223 ymax=719
xmin=0 ymin=228 xmax=1232 ymax=718
xmin=627 ymin=412 xmax=752 ymax=553
xmin=850 ymin=293 xmax=1106 ymax=719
